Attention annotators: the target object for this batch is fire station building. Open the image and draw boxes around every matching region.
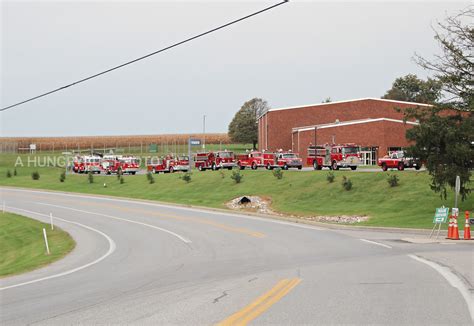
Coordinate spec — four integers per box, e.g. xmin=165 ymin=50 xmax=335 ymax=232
xmin=257 ymin=98 xmax=431 ymax=166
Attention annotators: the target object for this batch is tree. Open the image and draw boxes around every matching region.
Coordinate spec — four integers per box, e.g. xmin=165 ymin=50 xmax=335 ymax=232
xmin=415 ymin=7 xmax=473 ymax=111
xmin=228 ymin=98 xmax=269 ymax=149
xmin=405 ymin=7 xmax=473 ymax=201
xmin=382 ymin=74 xmax=442 ymax=104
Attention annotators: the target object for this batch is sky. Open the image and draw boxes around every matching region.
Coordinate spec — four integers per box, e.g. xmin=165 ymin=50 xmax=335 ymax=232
xmin=0 ymin=1 xmax=470 ymax=137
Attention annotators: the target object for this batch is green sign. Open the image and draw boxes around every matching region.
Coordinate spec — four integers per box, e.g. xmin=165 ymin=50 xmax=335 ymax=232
xmin=149 ymin=144 xmax=158 ymax=153
xmin=433 ymin=207 xmax=449 ymax=223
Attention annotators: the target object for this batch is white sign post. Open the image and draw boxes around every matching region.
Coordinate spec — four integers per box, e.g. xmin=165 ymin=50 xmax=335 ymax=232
xmin=42 ymin=228 xmax=50 ymax=255
xmin=50 ymin=213 xmax=54 ymax=230
xmin=454 ymin=175 xmax=460 ymax=210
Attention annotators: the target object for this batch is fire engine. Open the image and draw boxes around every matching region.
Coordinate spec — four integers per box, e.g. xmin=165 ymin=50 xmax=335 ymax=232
xmin=101 ymin=155 xmax=122 ymax=174
xmin=377 ymin=151 xmax=421 ymax=171
xmin=263 ymin=151 xmax=303 ymax=170
xmin=146 ymin=155 xmax=189 ymax=174
xmin=118 ymin=156 xmax=140 ymax=174
xmin=194 ymin=151 xmax=235 ymax=171
xmin=83 ymin=155 xmax=102 ymax=174
xmin=72 ymin=156 xmax=85 ymax=173
xmin=307 ymin=144 xmax=361 ymax=170
xmin=235 ymin=151 xmax=265 ymax=170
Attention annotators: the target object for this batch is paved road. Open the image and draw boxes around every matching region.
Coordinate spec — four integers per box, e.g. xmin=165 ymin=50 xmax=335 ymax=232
xmin=0 ymin=188 xmax=471 ymax=325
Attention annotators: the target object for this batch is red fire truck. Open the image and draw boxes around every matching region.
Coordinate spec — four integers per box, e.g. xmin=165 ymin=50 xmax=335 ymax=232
xmin=118 ymin=156 xmax=140 ymax=174
xmin=377 ymin=151 xmax=421 ymax=171
xmin=72 ymin=156 xmax=85 ymax=173
xmin=235 ymin=151 xmax=265 ymax=170
xmin=194 ymin=151 xmax=236 ymax=171
xmin=147 ymin=155 xmax=189 ymax=174
xmin=263 ymin=151 xmax=303 ymax=170
xmin=307 ymin=144 xmax=361 ymax=170
xmin=83 ymin=155 xmax=102 ymax=174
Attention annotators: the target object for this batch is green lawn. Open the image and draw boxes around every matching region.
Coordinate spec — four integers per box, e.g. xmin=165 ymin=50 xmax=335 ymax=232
xmin=0 ymin=152 xmax=472 ymax=229
xmin=0 ymin=212 xmax=75 ymax=277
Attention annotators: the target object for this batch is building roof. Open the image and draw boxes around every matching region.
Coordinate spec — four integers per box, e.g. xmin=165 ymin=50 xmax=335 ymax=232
xmin=258 ymin=97 xmax=432 ymax=119
xmin=292 ymin=117 xmax=419 ymax=133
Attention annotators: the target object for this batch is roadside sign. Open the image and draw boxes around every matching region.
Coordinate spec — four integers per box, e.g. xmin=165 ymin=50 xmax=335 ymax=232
xmin=149 ymin=144 xmax=157 ymax=153
xmin=452 ymin=207 xmax=459 ymax=217
xmin=433 ymin=207 xmax=449 ymax=223
xmin=190 ymin=139 xmax=201 ymax=146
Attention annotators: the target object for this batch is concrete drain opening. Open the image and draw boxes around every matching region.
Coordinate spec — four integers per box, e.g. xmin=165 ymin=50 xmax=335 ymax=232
xmin=238 ymin=196 xmax=251 ymax=205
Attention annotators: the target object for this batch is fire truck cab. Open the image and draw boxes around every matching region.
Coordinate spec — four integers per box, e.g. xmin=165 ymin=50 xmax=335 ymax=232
xmin=264 ymin=151 xmax=303 ymax=170
xmin=307 ymin=144 xmax=361 ymax=170
xmin=83 ymin=155 xmax=102 ymax=174
xmin=235 ymin=151 xmax=264 ymax=170
xmin=119 ymin=156 xmax=140 ymax=175
xmin=72 ymin=156 xmax=85 ymax=173
xmin=195 ymin=151 xmax=235 ymax=171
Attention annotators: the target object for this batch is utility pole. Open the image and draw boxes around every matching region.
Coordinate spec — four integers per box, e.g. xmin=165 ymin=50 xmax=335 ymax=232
xmin=203 ymin=114 xmax=206 ymax=150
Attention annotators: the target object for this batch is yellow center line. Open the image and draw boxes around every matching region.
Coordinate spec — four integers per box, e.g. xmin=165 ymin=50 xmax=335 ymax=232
xmin=217 ymin=278 xmax=302 ymax=326
xmin=16 ymin=193 xmax=265 ymax=238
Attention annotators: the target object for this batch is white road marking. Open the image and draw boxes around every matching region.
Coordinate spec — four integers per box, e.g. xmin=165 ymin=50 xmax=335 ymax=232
xmin=35 ymin=202 xmax=192 ymax=244
xmin=1 ymin=188 xmax=324 ymax=232
xmin=408 ymin=254 xmax=474 ymax=321
xmin=359 ymin=238 xmax=392 ymax=249
xmin=0 ymin=206 xmax=116 ymax=291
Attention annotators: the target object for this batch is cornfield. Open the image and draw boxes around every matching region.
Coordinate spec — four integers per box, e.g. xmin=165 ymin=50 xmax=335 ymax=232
xmin=0 ymin=133 xmax=230 ymax=153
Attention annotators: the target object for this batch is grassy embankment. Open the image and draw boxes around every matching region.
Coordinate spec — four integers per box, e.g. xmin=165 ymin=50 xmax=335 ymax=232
xmin=0 ymin=212 xmax=75 ymax=277
xmin=0 ymin=151 xmax=472 ymax=229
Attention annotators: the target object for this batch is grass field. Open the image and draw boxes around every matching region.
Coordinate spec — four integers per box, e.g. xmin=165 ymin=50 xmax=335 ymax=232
xmin=0 ymin=150 xmax=472 ymax=229
xmin=0 ymin=212 xmax=75 ymax=277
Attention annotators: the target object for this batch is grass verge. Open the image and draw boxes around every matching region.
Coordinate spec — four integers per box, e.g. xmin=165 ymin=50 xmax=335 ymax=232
xmin=0 ymin=212 xmax=75 ymax=277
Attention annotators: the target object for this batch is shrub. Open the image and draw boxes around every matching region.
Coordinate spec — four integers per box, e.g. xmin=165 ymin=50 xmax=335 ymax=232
xmin=230 ymin=170 xmax=243 ymax=184
xmin=342 ymin=176 xmax=352 ymax=191
xmin=116 ymin=167 xmax=122 ymax=180
xmin=13 ymin=168 xmax=17 ymax=176
xmin=59 ymin=172 xmax=66 ymax=182
xmin=6 ymin=170 xmax=12 ymax=178
xmin=219 ymin=170 xmax=226 ymax=179
xmin=387 ymin=174 xmax=399 ymax=187
xmin=146 ymin=172 xmax=155 ymax=184
xmin=326 ymin=172 xmax=335 ymax=183
xmin=120 ymin=176 xmax=125 ymax=184
xmin=182 ymin=172 xmax=192 ymax=183
xmin=272 ymin=168 xmax=283 ymax=180
xmin=88 ymin=172 xmax=94 ymax=184
xmin=31 ymin=171 xmax=40 ymax=180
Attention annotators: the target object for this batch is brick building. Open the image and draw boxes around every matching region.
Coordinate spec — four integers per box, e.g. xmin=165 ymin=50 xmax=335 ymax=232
xmin=257 ymin=98 xmax=431 ymax=165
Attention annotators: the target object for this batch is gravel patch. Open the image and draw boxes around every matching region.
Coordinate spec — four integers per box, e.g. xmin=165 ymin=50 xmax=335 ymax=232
xmin=226 ymin=196 xmax=369 ymax=224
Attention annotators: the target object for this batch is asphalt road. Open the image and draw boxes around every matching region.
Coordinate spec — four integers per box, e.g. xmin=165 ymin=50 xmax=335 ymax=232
xmin=0 ymin=188 xmax=471 ymax=325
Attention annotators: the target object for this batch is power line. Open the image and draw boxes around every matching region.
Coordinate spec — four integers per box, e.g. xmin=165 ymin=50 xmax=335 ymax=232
xmin=2 ymin=1 xmax=289 ymax=112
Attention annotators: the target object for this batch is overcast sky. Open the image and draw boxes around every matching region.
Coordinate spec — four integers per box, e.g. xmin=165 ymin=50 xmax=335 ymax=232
xmin=0 ymin=1 xmax=469 ymax=137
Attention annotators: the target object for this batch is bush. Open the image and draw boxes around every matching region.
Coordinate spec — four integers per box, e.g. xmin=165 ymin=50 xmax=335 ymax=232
xmin=230 ymin=170 xmax=243 ymax=184
xmin=120 ymin=176 xmax=125 ymax=184
xmin=182 ymin=172 xmax=192 ymax=183
xmin=59 ymin=172 xmax=66 ymax=182
xmin=88 ymin=172 xmax=94 ymax=184
xmin=6 ymin=170 xmax=12 ymax=178
xmin=219 ymin=170 xmax=226 ymax=179
xmin=272 ymin=168 xmax=284 ymax=180
xmin=31 ymin=171 xmax=40 ymax=180
xmin=13 ymin=168 xmax=17 ymax=176
xmin=387 ymin=174 xmax=399 ymax=187
xmin=326 ymin=172 xmax=335 ymax=183
xmin=116 ymin=168 xmax=122 ymax=180
xmin=342 ymin=176 xmax=352 ymax=191
xmin=146 ymin=172 xmax=155 ymax=184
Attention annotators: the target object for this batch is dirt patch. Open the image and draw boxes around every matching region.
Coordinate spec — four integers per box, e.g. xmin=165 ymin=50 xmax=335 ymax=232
xmin=226 ymin=196 xmax=369 ymax=224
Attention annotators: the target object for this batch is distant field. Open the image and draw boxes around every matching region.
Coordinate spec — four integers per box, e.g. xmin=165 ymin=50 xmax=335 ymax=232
xmin=1 ymin=150 xmax=472 ymax=229
xmin=0 ymin=133 xmax=230 ymax=152
xmin=0 ymin=212 xmax=75 ymax=277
